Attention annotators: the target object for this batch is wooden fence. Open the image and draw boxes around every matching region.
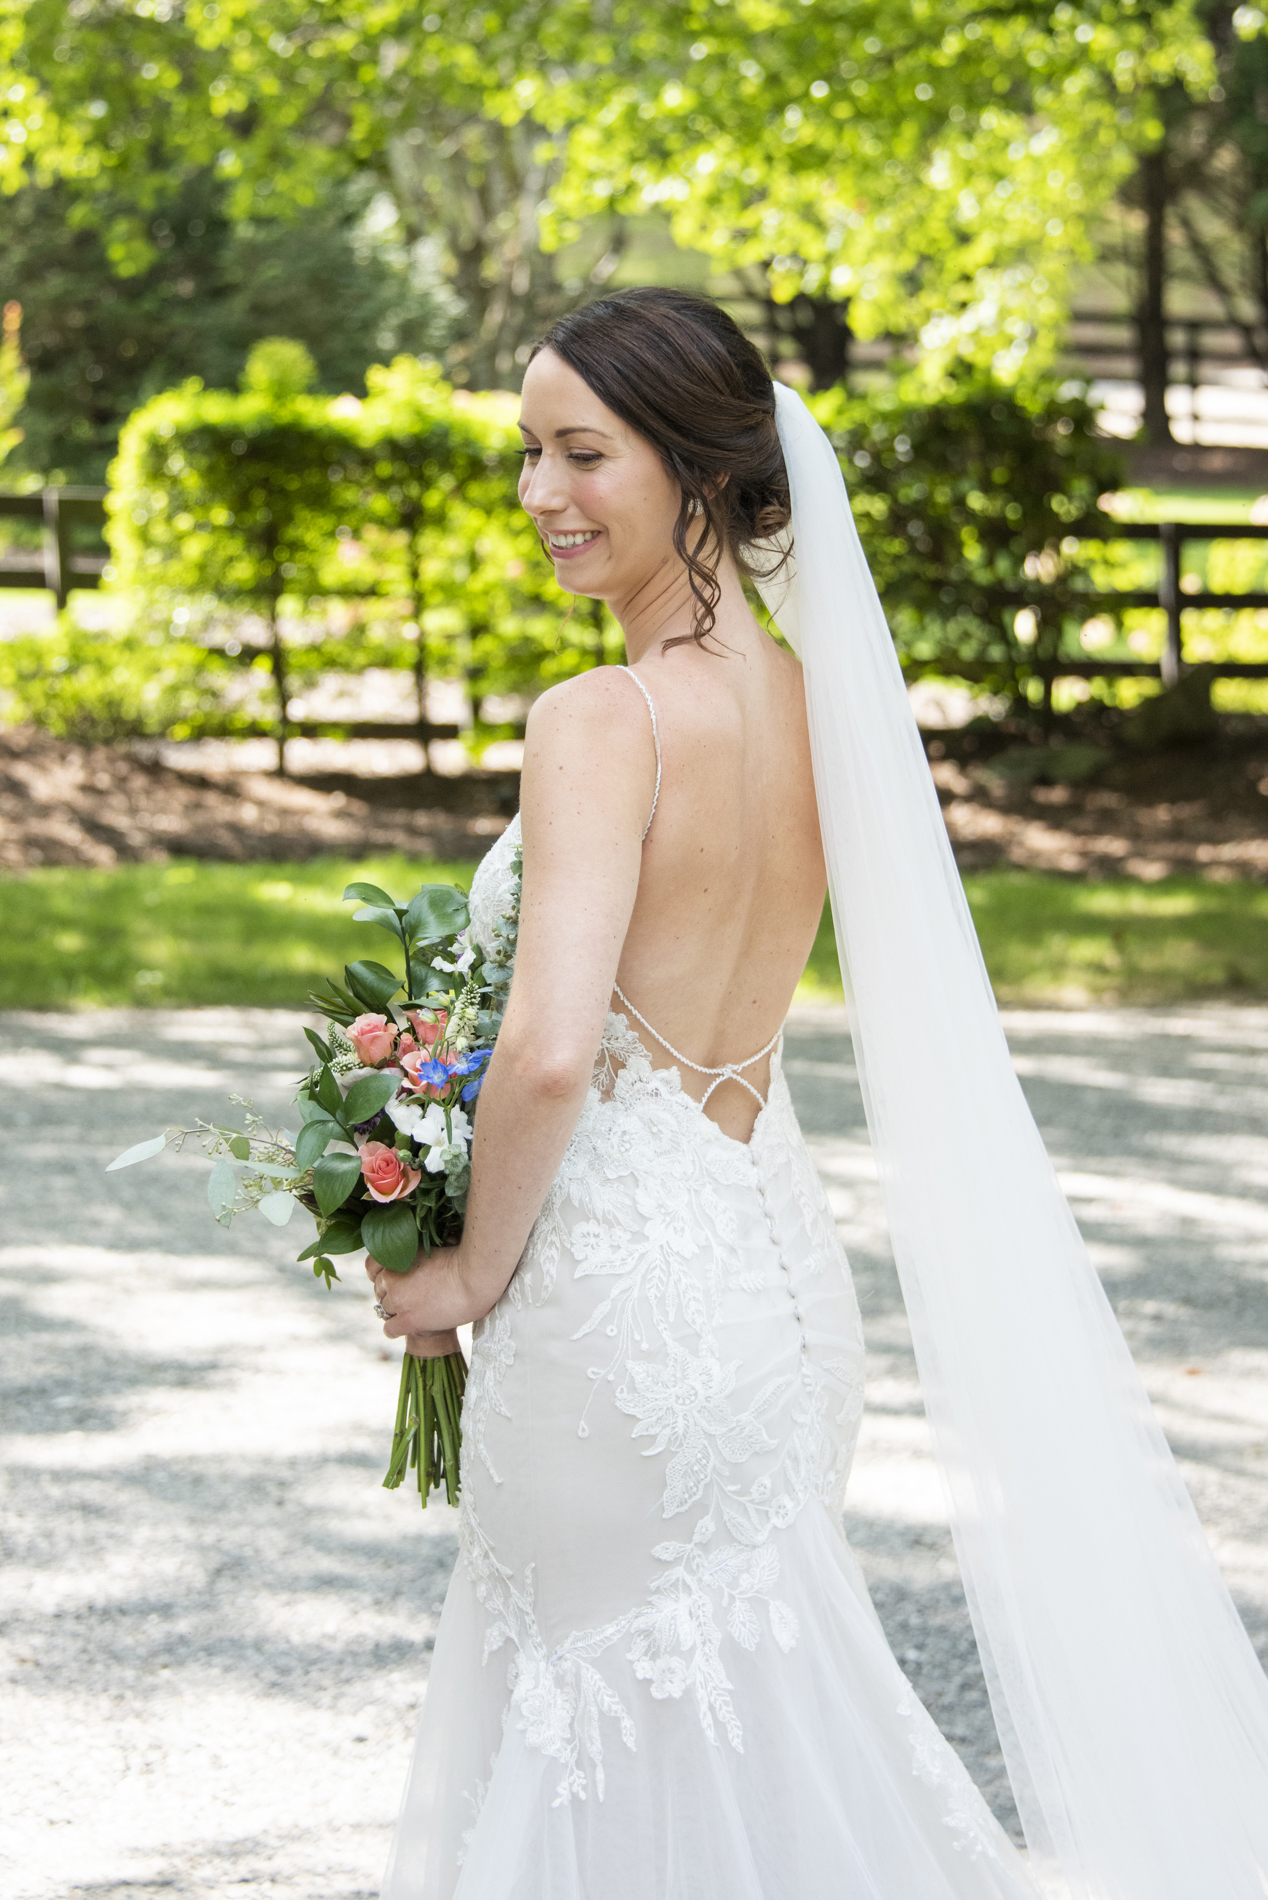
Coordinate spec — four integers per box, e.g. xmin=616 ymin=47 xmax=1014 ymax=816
xmin=3 ymin=487 xmax=1267 ymax=722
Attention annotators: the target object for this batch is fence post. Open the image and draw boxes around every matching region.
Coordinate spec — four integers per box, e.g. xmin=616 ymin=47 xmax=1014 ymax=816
xmin=42 ymin=489 xmax=66 ymax=609
xmin=1158 ymin=522 xmax=1183 ymax=688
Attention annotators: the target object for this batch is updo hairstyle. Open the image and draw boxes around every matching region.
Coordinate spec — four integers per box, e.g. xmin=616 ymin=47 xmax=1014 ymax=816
xmin=531 ymin=287 xmax=791 ymax=649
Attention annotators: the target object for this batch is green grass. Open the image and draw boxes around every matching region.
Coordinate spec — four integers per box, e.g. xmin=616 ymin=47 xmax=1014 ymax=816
xmin=2 ymin=859 xmax=1266 ymax=1011
xmin=1109 ymin=486 xmax=1264 ymax=524
xmin=0 ymin=857 xmax=481 ymax=1011
xmin=799 ymin=871 xmax=1268 ymax=1006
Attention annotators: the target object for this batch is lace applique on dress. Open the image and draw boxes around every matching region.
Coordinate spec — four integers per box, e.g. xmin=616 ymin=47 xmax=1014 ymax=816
xmin=456 ymin=999 xmax=863 ymax=1805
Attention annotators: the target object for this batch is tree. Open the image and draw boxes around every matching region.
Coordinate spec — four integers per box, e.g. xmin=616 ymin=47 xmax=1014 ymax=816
xmin=0 ymin=0 xmax=1215 ymax=398
xmin=0 ymin=165 xmax=446 ymax=484
xmin=544 ymin=0 xmax=1213 ymax=386
xmin=0 ymin=0 xmax=616 ymax=389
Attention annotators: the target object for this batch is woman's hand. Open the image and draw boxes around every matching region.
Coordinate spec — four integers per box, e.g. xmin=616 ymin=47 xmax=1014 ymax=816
xmin=366 ymin=1248 xmax=468 ymax=1345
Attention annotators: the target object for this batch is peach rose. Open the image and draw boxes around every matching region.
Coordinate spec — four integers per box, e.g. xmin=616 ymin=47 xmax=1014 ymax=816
xmin=358 ymin=1140 xmax=421 ymax=1204
xmin=406 ymin=1008 xmax=447 ymax=1050
xmin=348 ymin=1013 xmax=398 ymax=1066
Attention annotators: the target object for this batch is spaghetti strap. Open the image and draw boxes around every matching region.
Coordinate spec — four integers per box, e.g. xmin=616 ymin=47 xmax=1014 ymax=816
xmin=618 ymin=666 xmax=661 ymax=842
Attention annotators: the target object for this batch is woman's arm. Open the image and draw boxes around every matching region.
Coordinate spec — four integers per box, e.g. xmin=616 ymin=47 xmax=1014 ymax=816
xmin=372 ymin=668 xmax=655 ymax=1344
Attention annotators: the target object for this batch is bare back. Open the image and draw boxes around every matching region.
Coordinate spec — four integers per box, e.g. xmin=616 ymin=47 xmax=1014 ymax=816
xmin=612 ymin=632 xmax=826 ymax=1145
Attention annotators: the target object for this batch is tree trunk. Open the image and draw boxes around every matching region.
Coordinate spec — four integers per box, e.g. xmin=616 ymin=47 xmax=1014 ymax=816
xmin=387 ymin=116 xmax=623 ymax=390
xmin=766 ymin=292 xmax=852 ymax=391
xmin=1136 ymin=146 xmax=1174 ymax=448
xmin=267 ymin=595 xmax=289 ymax=776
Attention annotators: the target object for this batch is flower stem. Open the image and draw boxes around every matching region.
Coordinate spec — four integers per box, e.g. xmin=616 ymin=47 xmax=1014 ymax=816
xmin=381 ymin=1348 xmax=467 ymax=1508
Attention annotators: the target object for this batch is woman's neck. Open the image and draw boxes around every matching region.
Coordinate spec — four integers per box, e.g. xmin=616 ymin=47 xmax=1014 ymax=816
xmin=613 ymin=554 xmax=759 ymax=666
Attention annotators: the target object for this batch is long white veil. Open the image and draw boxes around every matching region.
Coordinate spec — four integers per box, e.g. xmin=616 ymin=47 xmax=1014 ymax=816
xmin=757 ymin=382 xmax=1268 ymax=1899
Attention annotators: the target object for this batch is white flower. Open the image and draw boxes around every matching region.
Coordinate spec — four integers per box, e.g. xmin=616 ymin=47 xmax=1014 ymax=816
xmin=385 ymin=1097 xmax=428 ymax=1139
xmin=405 ymin=1101 xmax=473 ymax=1171
xmin=433 ymin=930 xmax=476 ymax=976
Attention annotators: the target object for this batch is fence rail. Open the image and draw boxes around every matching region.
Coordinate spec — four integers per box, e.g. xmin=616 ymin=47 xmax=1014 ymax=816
xmin=0 ymin=487 xmax=109 ymax=608
xmin=4 ymin=490 xmax=1268 ymax=709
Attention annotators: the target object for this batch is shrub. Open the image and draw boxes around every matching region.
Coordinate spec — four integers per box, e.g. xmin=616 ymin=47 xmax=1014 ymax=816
xmin=0 ymin=617 xmax=241 ymax=746
xmin=810 ymin=376 xmax=1126 ymax=701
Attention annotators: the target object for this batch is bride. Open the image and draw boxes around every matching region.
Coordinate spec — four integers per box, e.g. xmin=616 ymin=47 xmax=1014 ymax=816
xmin=369 ymin=288 xmax=1268 ymax=1900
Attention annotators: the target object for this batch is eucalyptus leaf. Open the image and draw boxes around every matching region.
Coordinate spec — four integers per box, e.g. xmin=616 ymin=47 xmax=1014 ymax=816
xmin=360 ymin=1201 xmax=419 ymax=1275
xmin=105 ymin=1133 xmax=166 ymax=1173
xmin=343 ymin=1073 xmax=397 ymax=1125
xmin=207 ymin=1157 xmax=237 ymax=1219
xmin=228 ymin=1135 xmax=250 ymax=1161
xmin=343 ymin=881 xmax=399 ymax=909
xmin=344 ymin=960 xmax=403 ymax=1012
xmin=295 ymin=1116 xmax=338 ymax=1171
xmin=404 ymin=884 xmax=469 ymax=944
xmin=258 ymin=1190 xmax=297 ymax=1226
xmin=313 ymin=1150 xmax=363 ymax=1217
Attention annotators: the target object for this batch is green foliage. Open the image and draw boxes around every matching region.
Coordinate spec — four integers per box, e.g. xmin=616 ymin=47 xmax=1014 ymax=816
xmin=0 ymin=0 xmax=1218 ymax=389
xmin=0 ymin=167 xmax=447 ymax=485
xmin=808 ymin=378 xmax=1126 ymax=695
xmin=0 ymin=298 xmax=27 ymax=467
xmin=0 ymin=616 xmax=238 ymax=746
xmin=242 ymin=337 xmax=318 ymax=399
xmin=100 ymin=351 xmax=607 ymax=751
xmin=107 ymin=372 xmax=358 ymax=611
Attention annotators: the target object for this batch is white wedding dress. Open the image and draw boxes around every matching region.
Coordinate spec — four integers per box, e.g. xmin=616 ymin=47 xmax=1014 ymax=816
xmin=381 ymin=682 xmax=1043 ymax=1900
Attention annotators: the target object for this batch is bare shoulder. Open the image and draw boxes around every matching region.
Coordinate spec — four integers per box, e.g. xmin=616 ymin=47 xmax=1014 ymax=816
xmin=521 ymin=666 xmax=657 ymax=825
xmin=525 ymin=664 xmax=651 ymax=749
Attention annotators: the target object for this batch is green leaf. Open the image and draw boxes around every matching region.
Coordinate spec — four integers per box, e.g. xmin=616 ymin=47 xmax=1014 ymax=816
xmin=404 ymin=884 xmax=469 ymax=944
xmin=207 ymin=1157 xmax=236 ymax=1219
xmin=294 ymin=1116 xmax=338 ymax=1171
xmin=360 ymin=1200 xmax=419 ymax=1275
xmin=343 ymin=1073 xmax=397 ymax=1125
xmin=297 ymin=1217 xmax=362 ymax=1261
xmin=258 ymin=1190 xmax=297 ymax=1226
xmin=313 ymin=1150 xmax=363 ymax=1216
xmin=303 ymin=1027 xmax=332 ymax=1064
xmin=353 ymin=904 xmax=406 ymax=940
xmin=343 ymin=881 xmax=399 ymax=909
xmin=105 ymin=1133 xmax=166 ymax=1172
xmin=228 ymin=1135 xmax=251 ymax=1161
xmin=344 ymin=959 xmax=403 ymax=1012
xmin=312 ymin=1256 xmax=340 ymax=1288
xmin=313 ymin=1065 xmax=344 ymax=1117
xmin=296 ymin=1094 xmax=328 ymax=1124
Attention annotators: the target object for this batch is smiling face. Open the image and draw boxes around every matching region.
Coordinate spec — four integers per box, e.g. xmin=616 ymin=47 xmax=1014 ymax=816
xmin=517 ymin=347 xmax=685 ymax=608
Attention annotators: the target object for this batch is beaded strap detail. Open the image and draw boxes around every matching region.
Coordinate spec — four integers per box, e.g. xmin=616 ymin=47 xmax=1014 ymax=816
xmin=611 ymin=983 xmax=782 ymax=1110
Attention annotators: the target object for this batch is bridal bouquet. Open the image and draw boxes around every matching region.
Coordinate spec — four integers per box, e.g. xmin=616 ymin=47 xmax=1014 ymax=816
xmin=107 ymin=855 xmax=521 ymax=1507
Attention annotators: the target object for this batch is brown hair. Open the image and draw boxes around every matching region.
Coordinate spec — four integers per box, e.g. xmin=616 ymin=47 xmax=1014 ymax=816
xmin=530 ymin=287 xmax=791 ymax=649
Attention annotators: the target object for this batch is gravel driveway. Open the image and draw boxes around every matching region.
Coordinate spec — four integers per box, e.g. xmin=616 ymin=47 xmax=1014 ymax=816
xmin=2 ymin=1004 xmax=1265 ymax=1898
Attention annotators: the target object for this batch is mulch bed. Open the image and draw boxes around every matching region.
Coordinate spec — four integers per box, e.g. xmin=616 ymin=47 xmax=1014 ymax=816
xmin=0 ymin=725 xmax=513 ymax=871
xmin=932 ymin=722 xmax=1268 ymax=881
xmin=2 ymin=720 xmax=1267 ymax=881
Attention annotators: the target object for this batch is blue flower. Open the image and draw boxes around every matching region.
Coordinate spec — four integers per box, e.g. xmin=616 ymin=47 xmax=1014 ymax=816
xmin=451 ymin=1048 xmax=492 ymax=1077
xmin=460 ymin=1075 xmax=485 ymax=1103
xmin=410 ymin=1058 xmax=450 ymax=1088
